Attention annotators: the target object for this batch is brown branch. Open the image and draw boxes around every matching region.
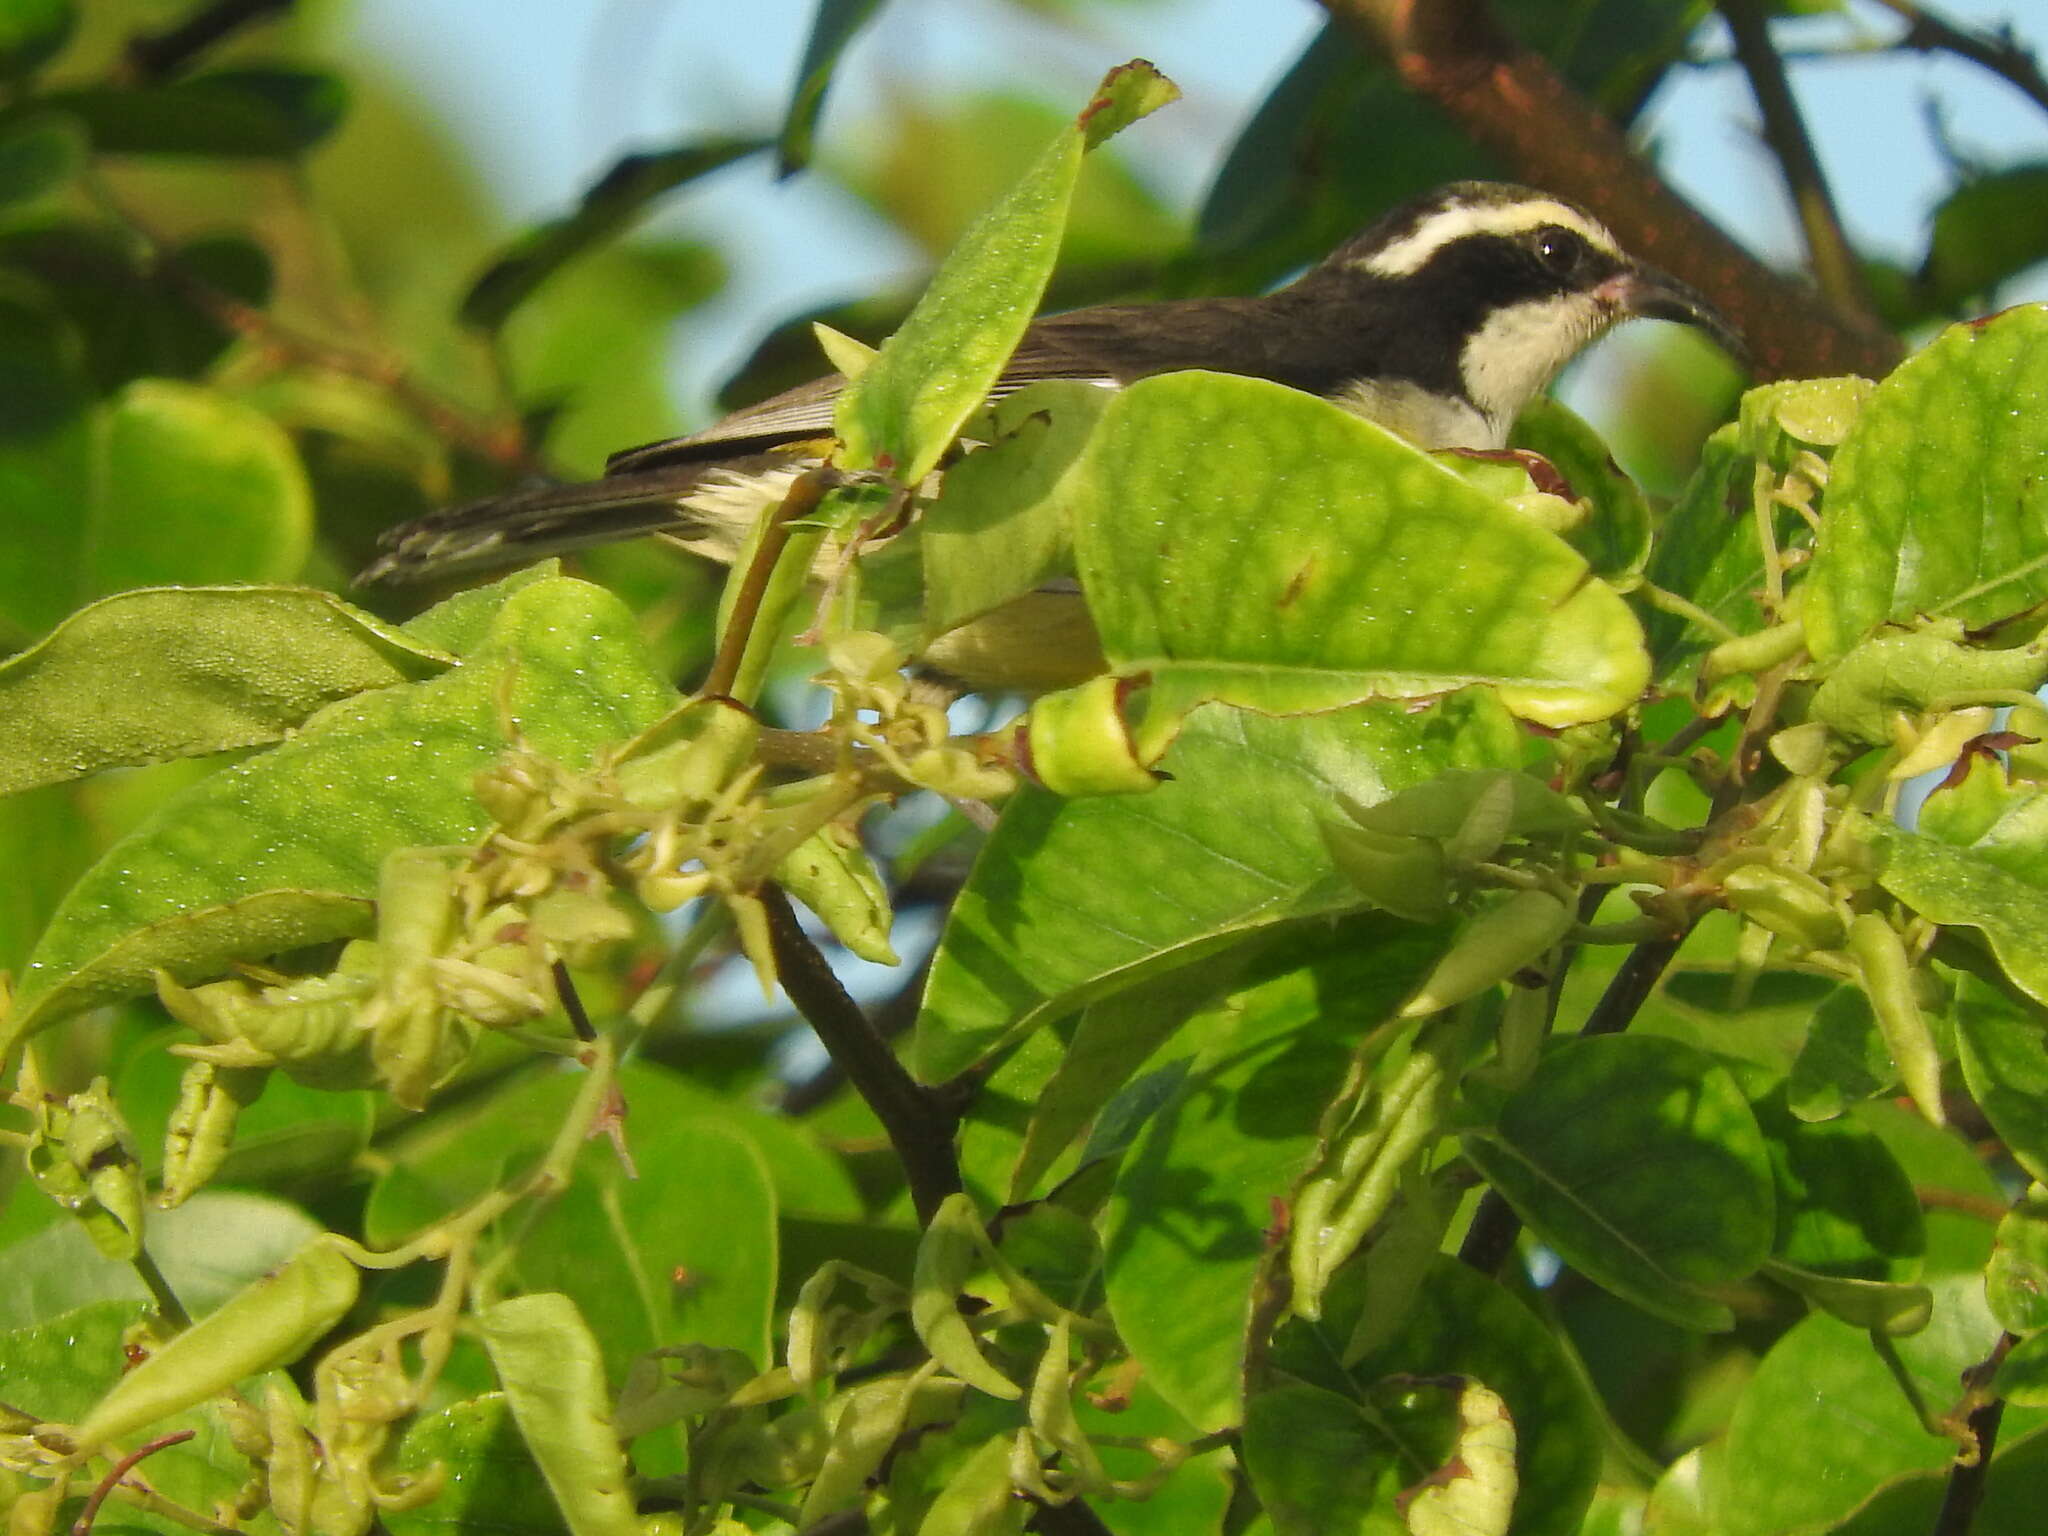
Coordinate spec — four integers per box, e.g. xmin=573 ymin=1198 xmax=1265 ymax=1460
xmin=761 ymin=884 xmax=963 ymax=1223
xmin=700 ymin=469 xmax=835 ymax=701
xmin=1868 ymin=0 xmax=2048 ymax=119
xmin=1719 ymin=0 xmax=1879 ymax=320
xmin=122 ymin=0 xmax=294 ymax=83
xmin=1315 ymin=0 xmax=1903 ymax=381
xmin=71 ymin=1430 xmax=196 ymax=1536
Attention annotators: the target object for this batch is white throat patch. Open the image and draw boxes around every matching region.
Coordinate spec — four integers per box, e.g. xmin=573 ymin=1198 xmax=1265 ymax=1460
xmin=1457 ymin=292 xmax=1610 ymax=435
xmin=1358 ymin=199 xmax=1617 ymax=278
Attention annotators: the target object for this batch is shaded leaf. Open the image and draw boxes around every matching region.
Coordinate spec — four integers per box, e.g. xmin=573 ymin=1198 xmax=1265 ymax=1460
xmin=1955 ymin=973 xmax=2048 ymax=1183
xmin=39 ymin=68 xmax=346 ymax=157
xmin=463 ymin=140 xmax=764 ymax=331
xmin=776 ymin=0 xmax=888 ymax=175
xmin=914 ymin=693 xmax=1519 ymax=1083
xmin=1461 ymin=1035 xmax=1775 ymax=1331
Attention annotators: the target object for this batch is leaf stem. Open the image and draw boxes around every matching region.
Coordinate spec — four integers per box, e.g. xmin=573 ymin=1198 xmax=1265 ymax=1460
xmin=70 ymin=1429 xmax=196 ymax=1536
xmin=701 ymin=468 xmax=836 ymax=702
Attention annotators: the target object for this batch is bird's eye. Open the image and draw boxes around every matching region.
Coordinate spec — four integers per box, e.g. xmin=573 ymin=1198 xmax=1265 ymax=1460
xmin=1533 ymin=224 xmax=1587 ymax=276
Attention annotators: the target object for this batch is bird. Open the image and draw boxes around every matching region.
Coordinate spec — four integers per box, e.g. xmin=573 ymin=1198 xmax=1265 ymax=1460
xmin=361 ymin=181 xmax=1743 ymax=691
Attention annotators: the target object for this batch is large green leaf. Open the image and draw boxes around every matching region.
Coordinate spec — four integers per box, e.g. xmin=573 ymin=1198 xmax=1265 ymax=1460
xmin=1071 ymin=372 xmax=1649 ymax=758
xmin=0 ymin=380 xmax=311 ymax=645
xmin=913 ymin=693 xmax=1518 ymax=1083
xmin=390 ymin=1394 xmax=561 ymax=1536
xmin=1804 ymin=305 xmax=2048 ymax=660
xmin=512 ymin=1118 xmax=778 ymax=1378
xmin=1709 ymin=1273 xmax=2048 ymax=1535
xmin=3 ymin=573 xmax=672 ymax=1051
xmin=1461 ymin=1035 xmax=1775 ymax=1331
xmin=1101 ymin=934 xmax=1448 ymax=1429
xmin=835 ymin=60 xmax=1175 ymax=483
xmin=0 ymin=587 xmax=451 ymax=795
xmin=1870 ymin=797 xmax=2048 ymax=1009
xmin=1954 ymin=973 xmax=2048 ymax=1184
xmin=37 ymin=68 xmax=347 ymax=157
xmin=1248 ymin=1259 xmax=1602 ymax=1536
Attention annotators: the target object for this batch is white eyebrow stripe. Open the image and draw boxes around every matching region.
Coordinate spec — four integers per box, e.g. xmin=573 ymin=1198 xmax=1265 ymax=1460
xmin=1356 ymin=200 xmax=1618 ymax=277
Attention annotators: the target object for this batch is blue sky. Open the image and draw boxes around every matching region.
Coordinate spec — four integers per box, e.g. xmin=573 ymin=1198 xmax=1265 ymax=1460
xmin=340 ymin=0 xmax=2048 ymax=419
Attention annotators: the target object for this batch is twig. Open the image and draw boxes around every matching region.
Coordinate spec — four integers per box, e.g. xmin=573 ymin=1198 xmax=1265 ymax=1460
xmin=83 ymin=178 xmax=540 ymax=473
xmin=130 ymin=1248 xmax=193 ymax=1333
xmin=1935 ymin=1333 xmax=2016 ymax=1536
xmin=761 ymin=884 xmax=962 ymax=1223
xmin=123 ymin=0 xmax=293 ymax=83
xmin=1718 ymin=0 xmax=1879 ymax=319
xmin=1868 ymin=0 xmax=2048 ymax=118
xmin=1314 ymin=0 xmax=1902 ymax=381
xmin=70 ymin=1429 xmax=196 ymax=1536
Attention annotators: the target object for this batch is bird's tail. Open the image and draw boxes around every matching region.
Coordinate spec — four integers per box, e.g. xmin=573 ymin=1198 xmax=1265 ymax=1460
xmin=357 ymin=457 xmax=803 ymax=587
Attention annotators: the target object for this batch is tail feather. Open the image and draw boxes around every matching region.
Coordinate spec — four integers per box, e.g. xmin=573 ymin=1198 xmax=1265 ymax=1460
xmin=358 ymin=457 xmax=805 ymax=586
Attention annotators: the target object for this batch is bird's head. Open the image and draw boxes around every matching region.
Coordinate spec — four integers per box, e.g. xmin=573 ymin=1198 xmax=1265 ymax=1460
xmin=1311 ymin=181 xmax=1745 ymax=445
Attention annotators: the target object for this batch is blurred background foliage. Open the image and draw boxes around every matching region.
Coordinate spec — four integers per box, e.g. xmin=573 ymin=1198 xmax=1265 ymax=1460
xmin=0 ymin=0 xmax=2046 ymax=1357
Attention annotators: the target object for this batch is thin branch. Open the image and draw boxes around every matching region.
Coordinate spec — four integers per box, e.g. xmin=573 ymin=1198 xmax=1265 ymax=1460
xmin=1719 ymin=0 xmax=1880 ymax=320
xmin=122 ymin=0 xmax=293 ymax=83
xmin=1315 ymin=0 xmax=1902 ymax=381
xmin=71 ymin=1430 xmax=196 ymax=1536
xmin=761 ymin=884 xmax=963 ymax=1223
xmin=1868 ymin=0 xmax=2048 ymax=119
xmin=1935 ymin=1333 xmax=2015 ymax=1536
xmin=84 ymin=179 xmax=540 ymax=474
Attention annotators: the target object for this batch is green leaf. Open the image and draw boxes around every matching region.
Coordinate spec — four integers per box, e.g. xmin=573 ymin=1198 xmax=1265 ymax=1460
xmin=0 ymin=587 xmax=452 ymax=795
xmin=1249 ymin=1259 xmax=1601 ymax=1536
xmin=913 ymin=693 xmax=1518 ymax=1083
xmin=1987 ymin=1194 xmax=2048 ymax=1333
xmin=1805 ymin=306 xmax=2048 ymax=660
xmin=916 ymin=1431 xmax=1028 ymax=1536
xmin=3 ymin=573 xmax=672 ymax=1052
xmin=0 ymin=225 xmax=272 ymax=396
xmin=921 ymin=381 xmax=1108 ymax=639
xmin=1787 ymin=983 xmax=1897 ymax=1120
xmin=1998 ymin=1333 xmax=2048 ymax=1407
xmin=1712 ymin=1273 xmax=2047 ymax=1535
xmin=1955 ymin=974 xmax=2048 ymax=1183
xmin=1071 ymin=373 xmax=1649 ymax=760
xmin=390 ymin=1394 xmax=561 ymax=1536
xmin=0 ymin=380 xmax=312 ymax=646
xmin=1102 ymin=933 xmax=1449 ymax=1428
xmin=836 ymin=60 xmax=1176 ymax=483
xmin=462 ymin=139 xmax=764 ymax=331
xmin=0 ymin=1189 xmax=323 ymax=1330
xmin=776 ymin=0 xmax=889 ymax=175
xmin=512 ymin=1119 xmax=779 ymax=1379
xmin=1460 ymin=1035 xmax=1776 ymax=1331
xmin=479 ymin=1293 xmax=641 ymax=1536
xmin=0 ymin=1299 xmax=142 ymax=1424
xmin=1871 ymin=801 xmax=2048 ymax=1010
xmin=38 ymin=68 xmax=347 ymax=157
xmin=1751 ymin=1084 xmax=1923 ymax=1283
xmin=0 ymin=0 xmax=73 ymax=79
xmin=1509 ymin=396 xmax=1653 ymax=580
xmin=1920 ymin=163 xmax=2048 ymax=310
xmin=0 ymin=113 xmax=84 ymax=204
xmin=364 ymin=1058 xmax=857 ymax=1248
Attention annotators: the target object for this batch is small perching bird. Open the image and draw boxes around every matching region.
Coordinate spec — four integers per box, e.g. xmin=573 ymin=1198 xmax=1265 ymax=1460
xmin=361 ymin=181 xmax=1742 ymax=688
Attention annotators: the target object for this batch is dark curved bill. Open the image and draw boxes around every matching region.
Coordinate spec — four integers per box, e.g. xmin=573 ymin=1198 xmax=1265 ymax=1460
xmin=1615 ymin=263 xmax=1750 ymax=370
